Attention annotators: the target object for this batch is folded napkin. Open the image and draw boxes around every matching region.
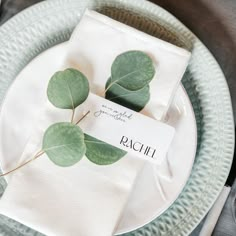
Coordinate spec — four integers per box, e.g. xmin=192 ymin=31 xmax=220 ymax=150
xmin=212 ymin=181 xmax=236 ymax=236
xmin=0 ymin=9 xmax=190 ymax=236
xmin=0 ymin=100 xmax=146 ymax=236
xmin=199 ymin=186 xmax=231 ymax=236
xmin=66 ymin=10 xmax=191 ymax=121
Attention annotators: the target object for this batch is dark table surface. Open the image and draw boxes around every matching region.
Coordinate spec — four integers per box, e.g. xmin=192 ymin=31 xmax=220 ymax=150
xmin=0 ymin=0 xmax=236 ymax=235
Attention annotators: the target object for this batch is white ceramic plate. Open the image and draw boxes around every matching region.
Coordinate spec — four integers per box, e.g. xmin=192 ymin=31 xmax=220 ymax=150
xmin=0 ymin=1 xmax=234 ymax=235
xmin=0 ymin=42 xmax=197 ymax=234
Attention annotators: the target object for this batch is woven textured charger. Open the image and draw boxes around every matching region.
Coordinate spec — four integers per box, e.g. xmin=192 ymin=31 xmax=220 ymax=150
xmin=0 ymin=0 xmax=234 ymax=235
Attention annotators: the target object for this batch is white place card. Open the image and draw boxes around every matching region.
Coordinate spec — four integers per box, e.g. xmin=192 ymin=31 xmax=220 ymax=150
xmin=79 ymin=93 xmax=175 ymax=165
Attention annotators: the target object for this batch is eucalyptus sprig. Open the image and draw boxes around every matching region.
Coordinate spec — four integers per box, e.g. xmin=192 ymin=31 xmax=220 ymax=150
xmin=0 ymin=51 xmax=155 ymax=177
xmin=105 ymin=51 xmax=155 ymax=92
xmin=85 ymin=50 xmax=156 ymax=164
xmin=47 ymin=68 xmax=89 ymax=123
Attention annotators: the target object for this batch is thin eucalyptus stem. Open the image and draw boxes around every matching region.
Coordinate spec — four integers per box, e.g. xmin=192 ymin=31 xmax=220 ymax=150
xmin=0 ymin=150 xmax=45 ymax=177
xmin=103 ymin=81 xmax=115 ymax=95
xmin=76 ymin=110 xmax=90 ymax=125
xmin=71 ymin=109 xmax=75 ymax=123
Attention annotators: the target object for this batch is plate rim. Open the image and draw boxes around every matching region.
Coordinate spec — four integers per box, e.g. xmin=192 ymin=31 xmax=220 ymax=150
xmin=0 ymin=41 xmax=197 ymax=234
xmin=0 ymin=0 xmax=234 ymax=236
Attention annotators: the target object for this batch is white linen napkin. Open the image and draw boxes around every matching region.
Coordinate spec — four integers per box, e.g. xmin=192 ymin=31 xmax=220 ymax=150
xmin=0 ymin=100 xmax=145 ymax=236
xmin=0 ymin=9 xmax=191 ymax=236
xmin=199 ymin=186 xmax=231 ymax=236
xmin=66 ymin=9 xmax=191 ymax=121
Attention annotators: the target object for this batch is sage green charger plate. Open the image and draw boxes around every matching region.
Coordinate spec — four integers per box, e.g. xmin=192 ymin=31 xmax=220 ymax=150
xmin=0 ymin=0 xmax=234 ymax=235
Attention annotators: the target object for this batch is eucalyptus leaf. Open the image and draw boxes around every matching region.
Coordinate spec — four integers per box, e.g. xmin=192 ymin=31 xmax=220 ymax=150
xmin=105 ymin=77 xmax=150 ymax=112
xmin=84 ymin=134 xmax=127 ymax=165
xmin=43 ymin=122 xmax=86 ymax=167
xmin=110 ymin=51 xmax=155 ymax=91
xmin=47 ymin=68 xmax=89 ymax=109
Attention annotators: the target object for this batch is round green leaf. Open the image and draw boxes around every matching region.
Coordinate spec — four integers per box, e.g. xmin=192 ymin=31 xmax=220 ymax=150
xmin=84 ymin=134 xmax=126 ymax=165
xmin=43 ymin=122 xmax=86 ymax=167
xmin=105 ymin=77 xmax=150 ymax=112
xmin=47 ymin=68 xmax=89 ymax=109
xmin=110 ymin=51 xmax=155 ymax=91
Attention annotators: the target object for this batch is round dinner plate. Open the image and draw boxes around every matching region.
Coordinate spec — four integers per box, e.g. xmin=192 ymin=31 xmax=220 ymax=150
xmin=0 ymin=0 xmax=234 ymax=236
xmin=0 ymin=41 xmax=197 ymax=234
